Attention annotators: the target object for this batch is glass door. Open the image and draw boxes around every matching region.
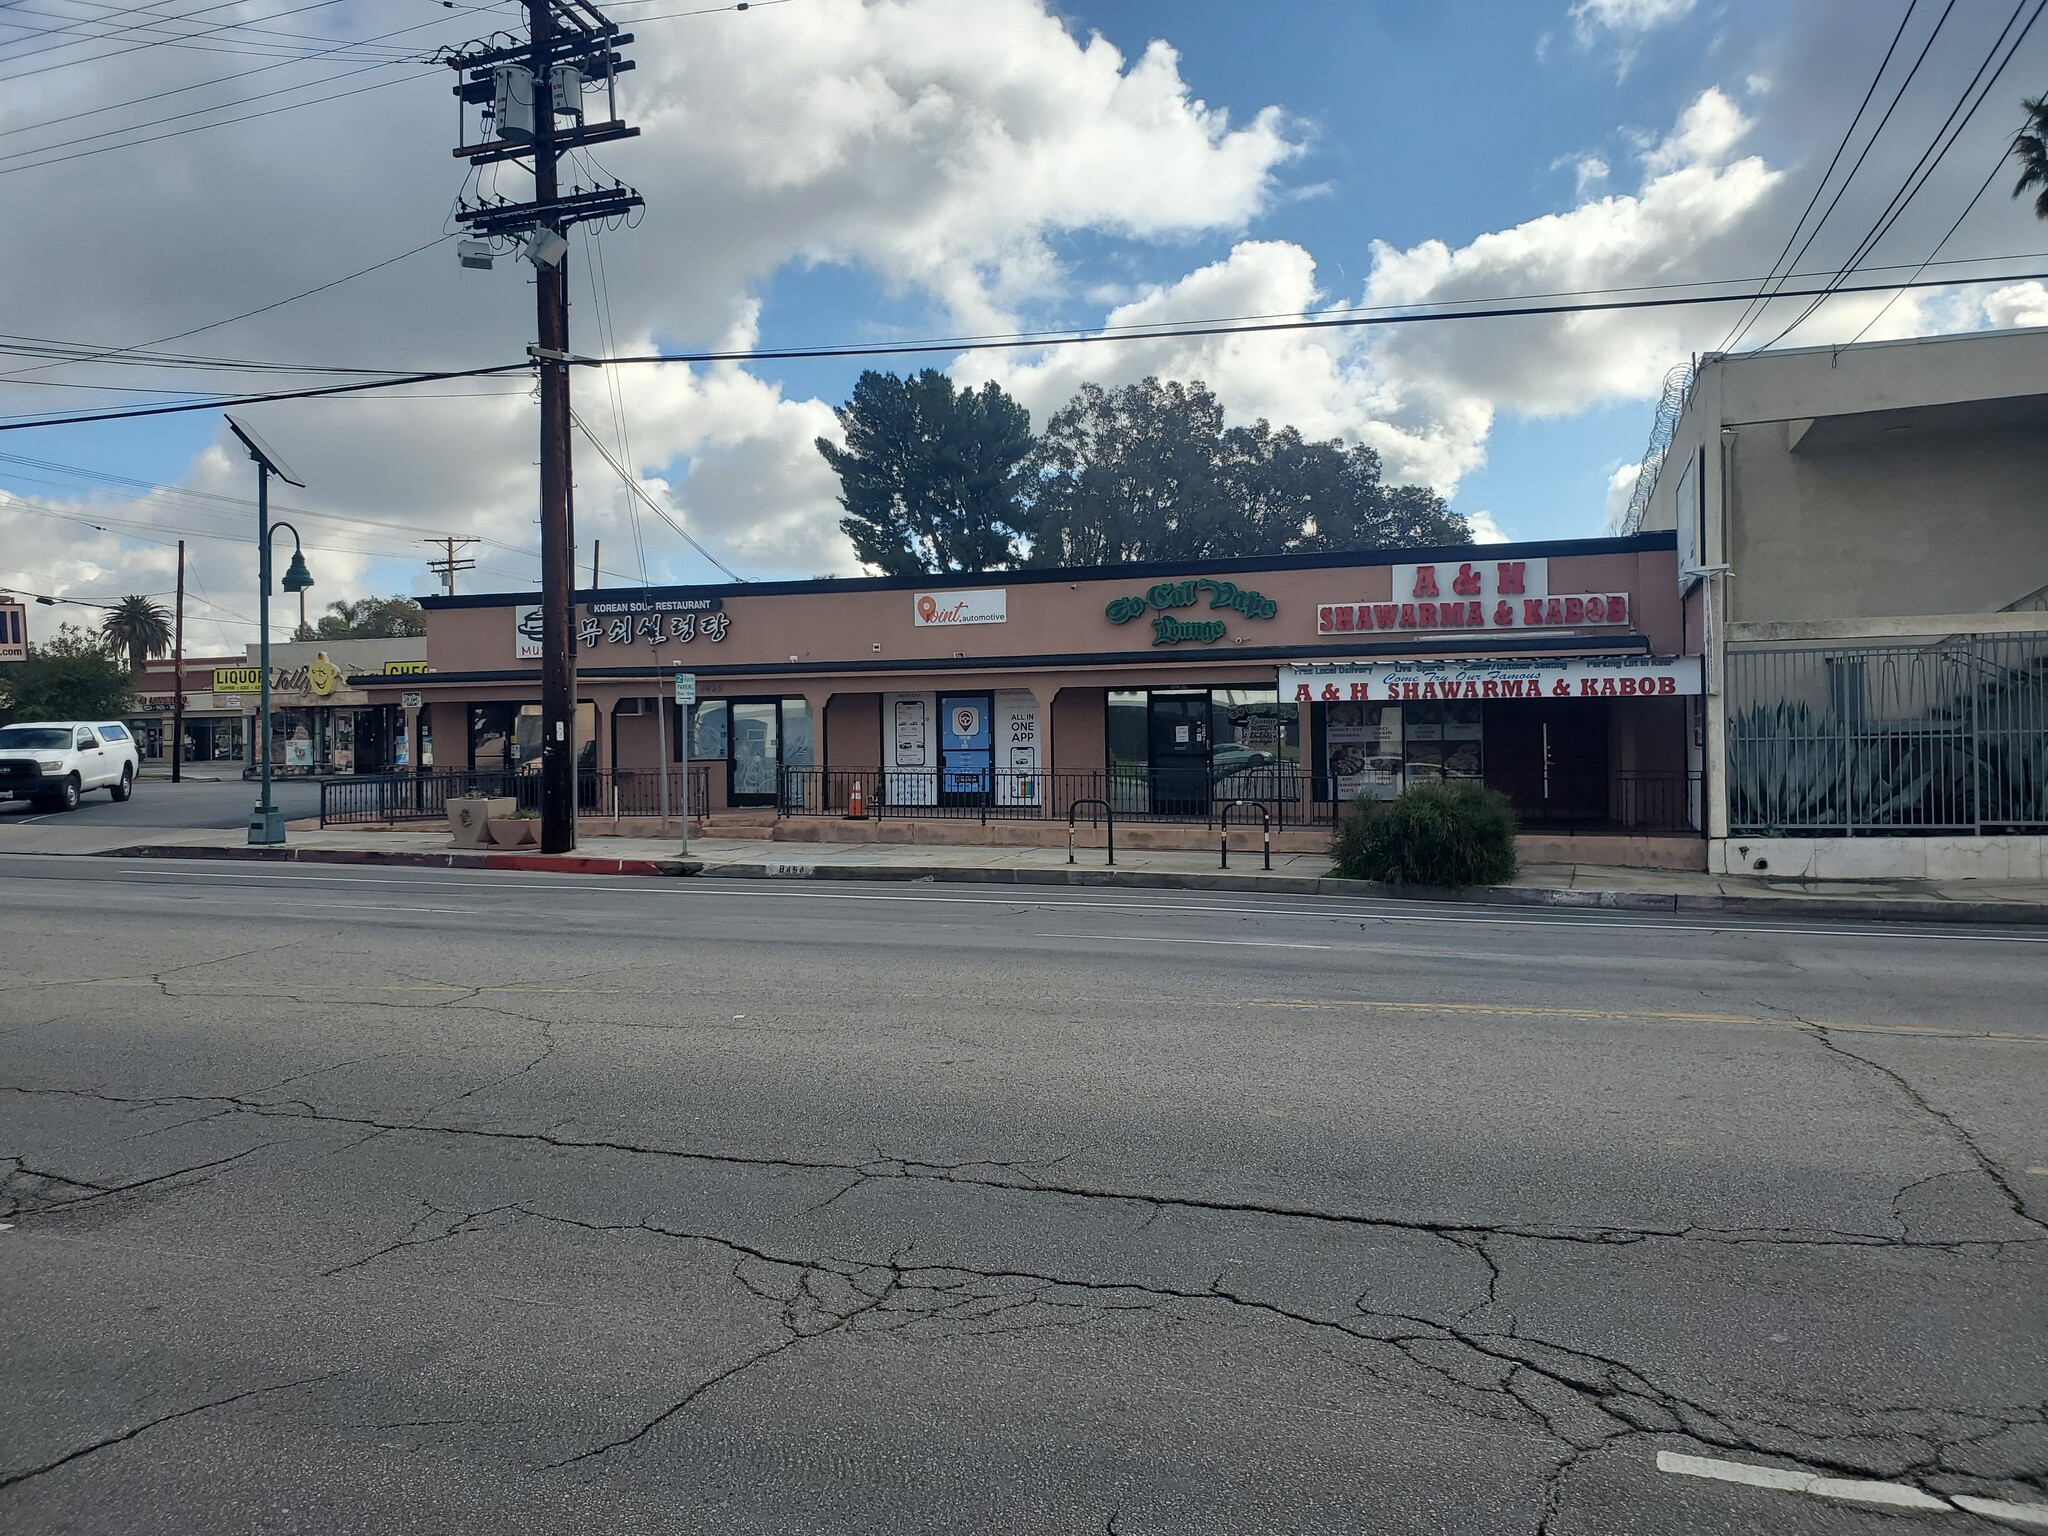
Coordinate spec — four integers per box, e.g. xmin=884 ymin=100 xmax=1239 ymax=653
xmin=1148 ymin=692 xmax=1211 ymax=816
xmin=729 ymin=699 xmax=781 ymax=806
xmin=938 ymin=692 xmax=993 ymax=806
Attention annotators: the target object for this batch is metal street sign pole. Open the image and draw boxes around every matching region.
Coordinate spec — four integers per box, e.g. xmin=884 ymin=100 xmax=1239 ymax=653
xmin=674 ymin=672 xmax=694 ymax=854
xmin=656 ymin=684 xmax=670 ymax=836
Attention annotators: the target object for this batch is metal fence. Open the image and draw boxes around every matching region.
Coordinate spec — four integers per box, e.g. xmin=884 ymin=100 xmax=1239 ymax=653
xmin=1725 ymin=634 xmax=2048 ymax=835
xmin=777 ymin=767 xmax=1338 ymax=828
xmin=1486 ymin=770 xmax=1702 ymax=834
xmin=321 ymin=767 xmax=711 ymax=827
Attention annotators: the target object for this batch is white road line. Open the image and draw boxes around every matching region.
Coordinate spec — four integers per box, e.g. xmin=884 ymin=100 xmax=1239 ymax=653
xmin=9 ymin=860 xmax=2047 ymax=943
xmin=1030 ymin=933 xmax=1332 ymax=950
xmin=1953 ymin=1495 xmax=2048 ymax=1527
xmin=1656 ymin=1451 xmax=2048 ymax=1523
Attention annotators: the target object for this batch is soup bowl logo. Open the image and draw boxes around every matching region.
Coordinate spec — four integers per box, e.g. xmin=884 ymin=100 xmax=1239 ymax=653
xmin=518 ymin=609 xmax=546 ymax=643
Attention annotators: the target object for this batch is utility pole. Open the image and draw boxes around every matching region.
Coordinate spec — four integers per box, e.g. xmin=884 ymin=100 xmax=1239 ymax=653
xmin=425 ymin=536 xmax=478 ymax=596
xmin=590 ymin=537 xmax=599 ymax=589
xmin=447 ymin=0 xmax=642 ymax=855
xmin=171 ymin=539 xmax=185 ymax=784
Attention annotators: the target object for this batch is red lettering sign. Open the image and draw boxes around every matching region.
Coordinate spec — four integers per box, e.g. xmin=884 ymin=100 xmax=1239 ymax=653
xmin=1452 ymin=563 xmax=1482 ymax=596
xmin=1412 ymin=566 xmax=1439 ymax=598
xmin=1371 ymin=604 xmax=1398 ymax=629
xmin=1349 ymin=682 xmax=1370 ymax=700
xmin=1497 ymin=561 xmax=1526 ymax=595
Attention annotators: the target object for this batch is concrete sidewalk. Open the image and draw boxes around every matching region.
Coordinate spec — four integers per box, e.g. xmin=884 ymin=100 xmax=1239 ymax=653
xmin=4 ymin=817 xmax=2047 ymax=924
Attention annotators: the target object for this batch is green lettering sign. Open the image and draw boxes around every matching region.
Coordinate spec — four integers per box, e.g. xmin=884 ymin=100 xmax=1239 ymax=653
xmin=1104 ymin=577 xmax=1278 ymax=644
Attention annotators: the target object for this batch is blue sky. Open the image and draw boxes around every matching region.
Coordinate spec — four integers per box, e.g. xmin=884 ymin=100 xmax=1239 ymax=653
xmin=4 ymin=0 xmax=2045 ymax=633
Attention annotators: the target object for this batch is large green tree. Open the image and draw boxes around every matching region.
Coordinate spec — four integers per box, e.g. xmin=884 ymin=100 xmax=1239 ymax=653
xmin=2012 ymin=94 xmax=2048 ymax=218
xmin=0 ymin=624 xmax=133 ymax=724
xmin=308 ymin=596 xmax=426 ymax=640
xmin=817 ymin=369 xmax=1034 ymax=575
xmin=1021 ymin=376 xmax=1469 ymax=565
xmin=99 ymin=594 xmax=172 ymax=673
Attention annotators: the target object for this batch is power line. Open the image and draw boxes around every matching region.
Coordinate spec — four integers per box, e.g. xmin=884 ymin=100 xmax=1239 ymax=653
xmin=1716 ymin=0 xmax=1923 ymax=352
xmin=9 ymin=267 xmax=2048 ymax=435
xmin=0 ymin=70 xmax=426 ymax=177
xmin=569 ymin=407 xmax=745 ymax=581
xmin=1726 ymin=0 xmax=1961 ymax=351
xmin=0 ymin=235 xmax=458 ymax=381
xmin=0 ymin=0 xmax=359 ymax=82
xmin=1751 ymin=0 xmax=2043 ymax=350
xmin=0 ymin=2 xmax=501 ymax=141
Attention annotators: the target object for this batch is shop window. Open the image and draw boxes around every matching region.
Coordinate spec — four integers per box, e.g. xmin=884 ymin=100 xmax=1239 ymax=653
xmin=1107 ymin=691 xmax=1147 ymax=773
xmin=682 ymin=700 xmax=728 ymax=761
xmin=781 ymin=698 xmax=814 ymax=768
xmin=471 ymin=703 xmax=514 ymax=771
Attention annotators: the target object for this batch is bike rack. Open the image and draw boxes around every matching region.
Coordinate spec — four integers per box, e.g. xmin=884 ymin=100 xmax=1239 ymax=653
xmin=1220 ymin=799 xmax=1271 ymax=870
xmin=1067 ymin=797 xmax=1114 ymax=866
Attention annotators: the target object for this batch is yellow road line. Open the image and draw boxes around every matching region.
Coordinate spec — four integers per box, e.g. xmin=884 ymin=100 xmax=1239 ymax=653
xmin=1246 ymin=999 xmax=2045 ymax=1043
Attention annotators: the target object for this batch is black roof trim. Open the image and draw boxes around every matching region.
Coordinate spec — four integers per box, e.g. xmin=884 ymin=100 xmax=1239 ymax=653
xmin=417 ymin=532 xmax=1679 ymax=611
xmin=347 ymin=631 xmax=1654 ymax=689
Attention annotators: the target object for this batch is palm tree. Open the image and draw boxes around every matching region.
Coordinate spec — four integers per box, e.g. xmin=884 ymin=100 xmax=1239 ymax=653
xmin=99 ymin=594 xmax=173 ymax=673
xmin=2012 ymin=95 xmax=2048 ymax=219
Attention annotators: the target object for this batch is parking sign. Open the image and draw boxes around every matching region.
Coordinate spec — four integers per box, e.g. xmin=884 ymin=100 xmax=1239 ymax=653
xmin=674 ymin=672 xmax=696 ymax=706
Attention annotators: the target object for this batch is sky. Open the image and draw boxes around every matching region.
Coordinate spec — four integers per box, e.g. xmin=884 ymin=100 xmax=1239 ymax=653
xmin=2 ymin=0 xmax=2046 ymax=651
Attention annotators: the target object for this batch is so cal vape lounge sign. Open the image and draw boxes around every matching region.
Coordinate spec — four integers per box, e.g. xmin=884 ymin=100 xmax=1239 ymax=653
xmin=1106 ymin=577 xmax=1278 ymax=646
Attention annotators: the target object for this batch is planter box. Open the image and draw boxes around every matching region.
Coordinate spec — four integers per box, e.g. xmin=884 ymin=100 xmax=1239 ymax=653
xmin=449 ymin=796 xmax=514 ymax=848
xmin=488 ymin=817 xmax=539 ymax=848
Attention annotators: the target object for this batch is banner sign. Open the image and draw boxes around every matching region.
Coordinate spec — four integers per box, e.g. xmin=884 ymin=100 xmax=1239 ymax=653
xmin=1105 ymin=577 xmax=1278 ymax=647
xmin=212 ymin=666 xmax=264 ymax=692
xmin=0 ymin=600 xmax=24 ymax=664
xmin=1281 ymin=654 xmax=1701 ymax=702
xmin=517 ymin=600 xmax=731 ymax=657
xmin=914 ymin=589 xmax=1006 ymax=626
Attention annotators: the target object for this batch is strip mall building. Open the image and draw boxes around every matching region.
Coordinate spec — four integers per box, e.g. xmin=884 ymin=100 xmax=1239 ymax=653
xmin=354 ymin=532 xmax=1704 ymax=864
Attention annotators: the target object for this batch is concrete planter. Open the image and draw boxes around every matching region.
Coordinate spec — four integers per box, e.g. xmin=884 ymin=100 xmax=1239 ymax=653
xmin=449 ymin=796 xmax=514 ymax=848
xmin=487 ymin=817 xmax=539 ymax=848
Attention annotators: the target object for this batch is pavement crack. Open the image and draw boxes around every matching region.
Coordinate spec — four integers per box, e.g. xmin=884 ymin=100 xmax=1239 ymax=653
xmin=1806 ymin=1021 xmax=2047 ymax=1237
xmin=0 ymin=1371 xmax=337 ymax=1492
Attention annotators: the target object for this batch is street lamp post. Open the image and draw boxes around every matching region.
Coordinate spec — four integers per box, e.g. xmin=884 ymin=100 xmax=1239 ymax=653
xmin=226 ymin=415 xmax=310 ymax=847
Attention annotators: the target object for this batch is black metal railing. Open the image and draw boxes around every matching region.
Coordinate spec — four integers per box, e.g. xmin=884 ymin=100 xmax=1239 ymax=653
xmin=777 ymin=767 xmax=1334 ymax=828
xmin=1483 ymin=770 xmax=1702 ymax=835
xmin=321 ymin=767 xmax=711 ymax=827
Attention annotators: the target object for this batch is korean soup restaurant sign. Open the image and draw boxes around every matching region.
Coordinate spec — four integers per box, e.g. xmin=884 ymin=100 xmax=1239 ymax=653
xmin=1319 ymin=558 xmax=1630 ymax=635
xmin=1281 ymin=655 xmax=1702 ymax=702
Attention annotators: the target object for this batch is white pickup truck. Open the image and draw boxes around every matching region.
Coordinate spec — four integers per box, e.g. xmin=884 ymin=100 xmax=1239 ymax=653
xmin=0 ymin=720 xmax=141 ymax=811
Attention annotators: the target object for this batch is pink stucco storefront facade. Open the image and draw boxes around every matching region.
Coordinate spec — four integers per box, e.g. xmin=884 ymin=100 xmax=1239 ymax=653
xmin=355 ymin=533 xmax=1706 ymax=864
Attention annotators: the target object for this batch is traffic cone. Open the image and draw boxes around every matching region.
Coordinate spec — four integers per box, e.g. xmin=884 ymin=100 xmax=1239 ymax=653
xmin=847 ymin=779 xmax=867 ymax=819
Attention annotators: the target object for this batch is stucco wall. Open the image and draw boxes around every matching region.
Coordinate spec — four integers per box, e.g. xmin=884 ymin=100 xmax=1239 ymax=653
xmin=1726 ymin=408 xmax=2048 ymax=621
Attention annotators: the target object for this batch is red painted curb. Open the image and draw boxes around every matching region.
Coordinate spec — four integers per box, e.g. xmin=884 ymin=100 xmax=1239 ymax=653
xmin=103 ymin=845 xmax=695 ymax=877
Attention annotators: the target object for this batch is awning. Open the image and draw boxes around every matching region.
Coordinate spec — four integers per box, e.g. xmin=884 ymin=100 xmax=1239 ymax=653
xmin=1280 ymin=654 xmax=1702 ymax=702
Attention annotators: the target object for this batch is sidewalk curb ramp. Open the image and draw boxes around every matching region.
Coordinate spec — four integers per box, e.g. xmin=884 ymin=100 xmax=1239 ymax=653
xmin=93 ymin=842 xmax=2048 ymax=925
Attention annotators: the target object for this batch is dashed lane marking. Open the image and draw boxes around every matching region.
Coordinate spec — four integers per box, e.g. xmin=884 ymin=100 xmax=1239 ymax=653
xmin=1657 ymin=1451 xmax=2048 ymax=1525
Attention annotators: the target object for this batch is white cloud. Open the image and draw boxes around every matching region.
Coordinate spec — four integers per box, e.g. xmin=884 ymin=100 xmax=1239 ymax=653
xmin=1568 ymin=0 xmax=1695 ymax=74
xmin=0 ymin=0 xmax=1302 ymax=623
xmin=1982 ymin=281 xmax=2048 ymax=329
xmin=1464 ymin=509 xmax=1510 ymax=544
xmin=1602 ymin=462 xmax=1641 ymax=533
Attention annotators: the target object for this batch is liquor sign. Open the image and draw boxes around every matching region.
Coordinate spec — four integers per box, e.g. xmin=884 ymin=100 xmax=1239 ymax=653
xmin=914 ymin=589 xmax=1006 ymax=626
xmin=383 ymin=660 xmax=432 ymax=675
xmin=1281 ymin=654 xmax=1701 ymax=702
xmin=0 ymin=599 xmax=25 ymax=663
xmin=212 ymin=666 xmax=265 ymax=693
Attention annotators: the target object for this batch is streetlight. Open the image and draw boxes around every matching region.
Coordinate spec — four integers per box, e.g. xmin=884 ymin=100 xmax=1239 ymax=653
xmin=225 ymin=414 xmax=310 ymax=846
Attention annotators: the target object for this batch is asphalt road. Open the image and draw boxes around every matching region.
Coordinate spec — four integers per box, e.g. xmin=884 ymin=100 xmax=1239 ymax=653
xmin=1 ymin=857 xmax=2042 ymax=1535
xmin=0 ymin=776 xmax=322 ymax=830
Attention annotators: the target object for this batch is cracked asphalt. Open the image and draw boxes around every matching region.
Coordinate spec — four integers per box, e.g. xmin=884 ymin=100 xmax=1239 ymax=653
xmin=1 ymin=853 xmax=2042 ymax=1534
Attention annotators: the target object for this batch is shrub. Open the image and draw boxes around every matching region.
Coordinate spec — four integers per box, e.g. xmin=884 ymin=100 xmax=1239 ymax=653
xmin=1330 ymin=779 xmax=1519 ymax=887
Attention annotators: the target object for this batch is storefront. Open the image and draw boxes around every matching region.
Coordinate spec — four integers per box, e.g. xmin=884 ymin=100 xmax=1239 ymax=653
xmin=359 ymin=533 xmax=1703 ymax=855
xmin=208 ymin=638 xmax=431 ymax=776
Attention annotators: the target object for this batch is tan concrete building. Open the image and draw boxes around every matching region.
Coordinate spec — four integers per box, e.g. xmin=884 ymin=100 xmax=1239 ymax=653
xmin=1636 ymin=326 xmax=2048 ymax=878
xmin=352 ymin=534 xmax=1704 ymax=862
